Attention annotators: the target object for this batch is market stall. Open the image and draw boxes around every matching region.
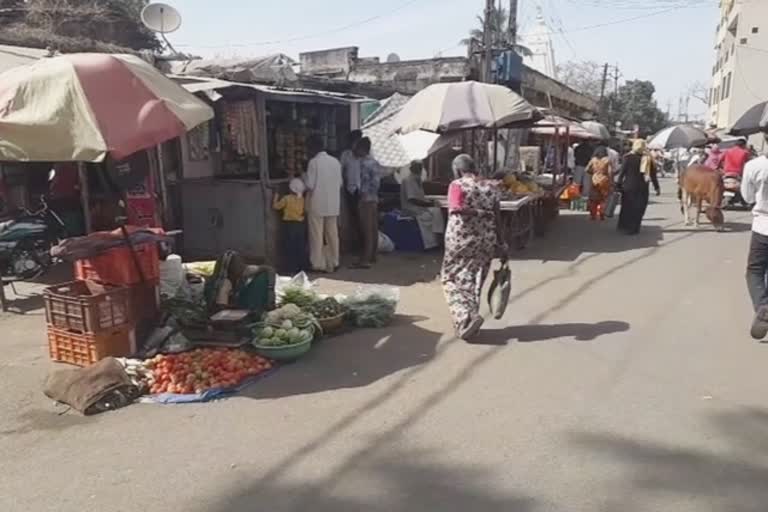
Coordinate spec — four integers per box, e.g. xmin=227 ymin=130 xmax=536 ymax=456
xmin=173 ymin=77 xmax=366 ymax=262
xmin=42 ymin=260 xmax=402 ymax=410
xmin=391 ymin=81 xmax=548 ymax=250
xmin=0 ymin=52 xmax=212 ymax=314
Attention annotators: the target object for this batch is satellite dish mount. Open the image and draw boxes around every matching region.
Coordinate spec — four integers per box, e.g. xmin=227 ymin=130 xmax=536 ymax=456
xmin=141 ymin=3 xmax=183 ymax=56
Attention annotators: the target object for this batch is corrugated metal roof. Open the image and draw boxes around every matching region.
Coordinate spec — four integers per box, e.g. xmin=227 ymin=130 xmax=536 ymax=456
xmin=362 ymin=93 xmax=451 ymax=169
xmin=173 ymin=75 xmax=369 ymax=104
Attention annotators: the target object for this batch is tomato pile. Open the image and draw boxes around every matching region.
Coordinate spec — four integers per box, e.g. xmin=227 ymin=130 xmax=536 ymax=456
xmin=145 ymin=349 xmax=273 ymax=395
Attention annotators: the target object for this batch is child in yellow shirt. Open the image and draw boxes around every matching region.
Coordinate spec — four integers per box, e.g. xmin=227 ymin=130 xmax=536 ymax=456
xmin=273 ymin=178 xmax=308 ymax=273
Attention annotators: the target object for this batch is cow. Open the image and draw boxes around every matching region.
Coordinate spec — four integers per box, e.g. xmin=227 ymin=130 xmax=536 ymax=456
xmin=679 ymin=164 xmax=725 ymax=230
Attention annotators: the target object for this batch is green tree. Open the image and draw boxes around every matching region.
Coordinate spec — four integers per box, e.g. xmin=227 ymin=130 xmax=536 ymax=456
xmin=604 ymin=80 xmax=669 ymax=136
xmin=461 ymin=5 xmax=531 ymax=57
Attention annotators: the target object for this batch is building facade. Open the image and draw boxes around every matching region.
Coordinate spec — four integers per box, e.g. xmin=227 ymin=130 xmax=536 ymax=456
xmin=708 ymin=0 xmax=768 ymax=136
xmin=299 ymin=47 xmax=596 ymax=119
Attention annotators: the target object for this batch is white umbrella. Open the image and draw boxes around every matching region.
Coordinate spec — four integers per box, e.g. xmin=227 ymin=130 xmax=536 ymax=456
xmin=581 ymin=121 xmax=611 ymax=141
xmin=649 ymin=125 xmax=708 ymax=149
xmin=393 ymin=81 xmax=539 ymax=135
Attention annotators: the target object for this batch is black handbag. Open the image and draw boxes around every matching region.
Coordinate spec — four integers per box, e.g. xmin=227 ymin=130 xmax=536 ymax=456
xmin=487 ymin=260 xmax=511 ymax=320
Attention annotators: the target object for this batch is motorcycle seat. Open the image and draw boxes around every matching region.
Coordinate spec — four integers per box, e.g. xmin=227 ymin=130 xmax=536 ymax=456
xmin=0 ymin=220 xmax=13 ymax=233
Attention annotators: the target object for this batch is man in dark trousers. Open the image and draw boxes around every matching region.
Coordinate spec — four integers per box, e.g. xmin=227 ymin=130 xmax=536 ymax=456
xmin=741 ymin=135 xmax=768 ymax=339
xmin=573 ymin=140 xmax=595 ymax=197
xmin=340 ymin=130 xmax=363 ymax=249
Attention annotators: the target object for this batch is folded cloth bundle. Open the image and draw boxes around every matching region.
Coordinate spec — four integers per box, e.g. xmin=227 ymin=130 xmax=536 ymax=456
xmin=43 ymin=357 xmax=140 ymax=415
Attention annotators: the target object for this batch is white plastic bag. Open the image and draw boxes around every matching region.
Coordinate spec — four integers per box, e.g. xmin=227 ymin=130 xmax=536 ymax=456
xmin=378 ymin=232 xmax=395 ymax=253
xmin=343 ymin=285 xmax=400 ymax=328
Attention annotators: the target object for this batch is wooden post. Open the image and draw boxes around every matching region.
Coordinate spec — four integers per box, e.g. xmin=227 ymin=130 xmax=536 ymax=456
xmin=78 ymin=162 xmax=92 ymax=234
xmin=156 ymin=145 xmax=170 ymax=228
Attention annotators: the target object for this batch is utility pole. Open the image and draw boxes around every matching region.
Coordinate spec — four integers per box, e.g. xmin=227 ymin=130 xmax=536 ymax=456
xmin=612 ymin=63 xmax=621 ymax=96
xmin=508 ymin=0 xmax=518 ymax=47
xmin=599 ymin=63 xmax=609 ymax=110
xmin=483 ymin=0 xmax=494 ymax=83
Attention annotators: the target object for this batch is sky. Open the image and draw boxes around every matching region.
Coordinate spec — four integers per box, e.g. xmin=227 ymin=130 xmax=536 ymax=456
xmin=162 ymin=0 xmax=720 ymax=119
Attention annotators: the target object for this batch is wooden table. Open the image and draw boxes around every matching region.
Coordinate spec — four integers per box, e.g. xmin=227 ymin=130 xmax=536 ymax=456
xmin=426 ymin=194 xmax=537 ymax=250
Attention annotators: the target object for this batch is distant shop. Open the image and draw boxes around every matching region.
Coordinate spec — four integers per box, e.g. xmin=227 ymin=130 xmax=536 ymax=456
xmin=169 ymin=77 xmax=366 ymax=262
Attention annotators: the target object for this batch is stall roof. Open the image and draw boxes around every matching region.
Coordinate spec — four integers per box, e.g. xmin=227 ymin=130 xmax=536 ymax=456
xmin=363 ymin=93 xmax=453 ymax=169
xmin=173 ymin=75 xmax=370 ymax=104
xmin=0 ymin=44 xmax=48 ymax=74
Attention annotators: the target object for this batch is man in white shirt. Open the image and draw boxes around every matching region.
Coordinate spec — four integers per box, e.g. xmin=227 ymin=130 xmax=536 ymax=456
xmin=304 ymin=137 xmax=343 ymax=273
xmin=740 ymin=136 xmax=768 ymax=339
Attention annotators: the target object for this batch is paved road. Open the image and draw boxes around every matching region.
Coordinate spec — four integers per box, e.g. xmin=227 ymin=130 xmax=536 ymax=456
xmin=2 ymin=184 xmax=766 ymax=512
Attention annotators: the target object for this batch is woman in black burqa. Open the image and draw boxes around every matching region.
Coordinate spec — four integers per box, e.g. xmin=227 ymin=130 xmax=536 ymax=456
xmin=616 ymin=139 xmax=660 ymax=235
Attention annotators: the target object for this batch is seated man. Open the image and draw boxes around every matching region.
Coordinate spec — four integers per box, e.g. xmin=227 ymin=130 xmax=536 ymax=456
xmin=400 ymin=161 xmax=445 ymax=250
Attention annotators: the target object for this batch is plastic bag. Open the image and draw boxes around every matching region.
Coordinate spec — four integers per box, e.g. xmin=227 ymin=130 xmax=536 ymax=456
xmin=487 ymin=261 xmax=511 ymax=320
xmin=378 ymin=232 xmax=395 ymax=253
xmin=343 ymin=285 xmax=399 ymax=328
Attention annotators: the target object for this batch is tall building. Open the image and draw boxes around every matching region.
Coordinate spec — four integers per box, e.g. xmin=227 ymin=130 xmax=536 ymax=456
xmin=521 ymin=10 xmax=557 ymax=79
xmin=708 ymin=0 xmax=768 ymax=138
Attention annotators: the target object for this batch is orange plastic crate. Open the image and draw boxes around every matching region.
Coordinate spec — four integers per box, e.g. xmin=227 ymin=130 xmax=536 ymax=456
xmin=47 ymin=325 xmax=133 ymax=367
xmin=74 ymin=243 xmax=160 ymax=286
xmin=44 ymin=280 xmax=131 ymax=334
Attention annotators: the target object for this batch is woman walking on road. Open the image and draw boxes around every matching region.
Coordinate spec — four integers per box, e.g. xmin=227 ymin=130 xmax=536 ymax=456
xmin=616 ymin=139 xmax=659 ymax=235
xmin=441 ymin=154 xmax=505 ymax=340
xmin=586 ymin=146 xmax=614 ymax=221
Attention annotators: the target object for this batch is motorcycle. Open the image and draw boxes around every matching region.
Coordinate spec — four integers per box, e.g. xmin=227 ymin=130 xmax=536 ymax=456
xmin=722 ymin=173 xmax=750 ymax=210
xmin=0 ymin=196 xmax=66 ymax=280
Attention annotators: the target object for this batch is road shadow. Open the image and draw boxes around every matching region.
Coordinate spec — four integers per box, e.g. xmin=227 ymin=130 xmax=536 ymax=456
xmin=472 ymin=320 xmax=630 ymax=345
xmin=312 ymin=252 xmax=443 ymax=287
xmin=514 ymin=213 xmax=665 ymax=262
xmin=202 ymin=448 xmax=536 ymax=512
xmin=568 ymin=408 xmax=768 ymax=512
xmin=241 ymin=315 xmax=441 ymax=400
xmin=1 ymin=263 xmax=74 ymax=315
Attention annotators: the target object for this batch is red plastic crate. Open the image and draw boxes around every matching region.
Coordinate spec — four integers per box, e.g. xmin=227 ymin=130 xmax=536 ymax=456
xmin=47 ymin=325 xmax=133 ymax=367
xmin=75 ymin=243 xmax=160 ymax=286
xmin=44 ymin=280 xmax=131 ymax=334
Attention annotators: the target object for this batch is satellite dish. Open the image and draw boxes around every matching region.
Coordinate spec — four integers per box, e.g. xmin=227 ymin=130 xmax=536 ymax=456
xmin=141 ymin=3 xmax=182 ymax=34
xmin=386 ymin=53 xmax=401 ymax=63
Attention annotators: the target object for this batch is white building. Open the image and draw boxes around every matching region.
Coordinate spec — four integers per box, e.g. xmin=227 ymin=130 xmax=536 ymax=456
xmin=708 ymin=0 xmax=768 ymax=141
xmin=521 ymin=11 xmax=557 ymax=79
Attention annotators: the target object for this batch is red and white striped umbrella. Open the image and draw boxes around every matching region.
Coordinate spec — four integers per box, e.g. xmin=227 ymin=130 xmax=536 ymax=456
xmin=0 ymin=53 xmax=214 ymax=162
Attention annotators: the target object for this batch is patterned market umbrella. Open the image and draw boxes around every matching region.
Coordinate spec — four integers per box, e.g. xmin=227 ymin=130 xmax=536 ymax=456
xmin=392 ymin=81 xmax=539 ymax=135
xmin=0 ymin=53 xmax=214 ymax=162
xmin=649 ymin=125 xmax=708 ymax=149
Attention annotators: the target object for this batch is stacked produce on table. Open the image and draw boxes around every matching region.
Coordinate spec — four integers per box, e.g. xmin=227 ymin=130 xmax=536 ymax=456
xmin=503 ymin=174 xmax=541 ymax=195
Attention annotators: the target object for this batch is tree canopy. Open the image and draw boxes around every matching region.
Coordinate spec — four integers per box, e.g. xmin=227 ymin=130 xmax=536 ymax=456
xmin=555 ymin=60 xmax=603 ymax=99
xmin=604 ymin=80 xmax=669 ymax=136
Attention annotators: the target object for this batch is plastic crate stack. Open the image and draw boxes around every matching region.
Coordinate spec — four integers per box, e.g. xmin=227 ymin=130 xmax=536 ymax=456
xmin=45 ymin=243 xmax=161 ymax=367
